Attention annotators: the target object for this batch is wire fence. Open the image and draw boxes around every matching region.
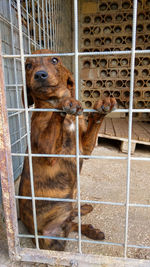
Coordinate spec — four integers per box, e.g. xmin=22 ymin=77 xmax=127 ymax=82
xmin=0 ymin=0 xmax=150 ymax=265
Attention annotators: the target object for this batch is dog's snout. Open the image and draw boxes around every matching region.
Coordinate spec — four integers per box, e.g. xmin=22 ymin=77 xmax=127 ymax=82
xmin=34 ymin=70 xmax=48 ymax=81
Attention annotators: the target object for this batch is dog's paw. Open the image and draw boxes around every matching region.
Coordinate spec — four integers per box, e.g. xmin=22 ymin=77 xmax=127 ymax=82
xmin=62 ymin=98 xmax=83 ymax=116
xmin=94 ymin=97 xmax=117 ymax=115
xmin=85 ymin=224 xmax=105 ymax=240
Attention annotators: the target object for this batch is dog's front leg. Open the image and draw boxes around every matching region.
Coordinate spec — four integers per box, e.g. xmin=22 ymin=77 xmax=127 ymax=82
xmin=36 ymin=97 xmax=83 ymax=155
xmin=82 ymin=97 xmax=117 ymax=155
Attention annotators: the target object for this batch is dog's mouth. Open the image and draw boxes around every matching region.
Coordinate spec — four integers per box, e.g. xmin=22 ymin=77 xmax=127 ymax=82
xmin=34 ymin=84 xmax=58 ymax=91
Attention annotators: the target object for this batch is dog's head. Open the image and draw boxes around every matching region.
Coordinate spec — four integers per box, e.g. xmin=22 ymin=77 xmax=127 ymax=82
xmin=23 ymin=49 xmax=75 ymax=107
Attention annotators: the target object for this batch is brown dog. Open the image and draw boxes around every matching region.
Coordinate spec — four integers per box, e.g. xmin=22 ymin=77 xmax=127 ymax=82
xmin=19 ymin=49 xmax=116 ymax=250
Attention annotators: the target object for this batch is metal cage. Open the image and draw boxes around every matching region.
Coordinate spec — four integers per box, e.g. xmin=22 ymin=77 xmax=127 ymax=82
xmin=0 ymin=0 xmax=150 ymax=266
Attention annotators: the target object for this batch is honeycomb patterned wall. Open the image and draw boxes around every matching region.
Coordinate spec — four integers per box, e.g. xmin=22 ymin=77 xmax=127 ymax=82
xmin=79 ymin=0 xmax=150 ymax=120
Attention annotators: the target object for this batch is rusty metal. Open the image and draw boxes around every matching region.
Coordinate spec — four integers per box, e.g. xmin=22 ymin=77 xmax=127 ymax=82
xmin=0 ymin=41 xmax=19 ymax=261
xmin=18 ymin=247 xmax=150 ymax=266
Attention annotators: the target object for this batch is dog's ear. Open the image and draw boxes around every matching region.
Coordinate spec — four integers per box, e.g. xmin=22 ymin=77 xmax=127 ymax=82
xmin=22 ymin=86 xmax=34 ymax=107
xmin=66 ymin=71 xmax=75 ymax=98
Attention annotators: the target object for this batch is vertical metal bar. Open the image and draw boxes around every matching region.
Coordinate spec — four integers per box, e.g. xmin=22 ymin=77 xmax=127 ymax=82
xmin=49 ymin=0 xmax=52 ymax=49
xmin=37 ymin=0 xmax=42 ymax=48
xmin=45 ymin=0 xmax=49 ymax=48
xmin=25 ymin=0 xmax=31 ymax=52
xmin=9 ymin=0 xmax=23 ymax=160
xmin=42 ymin=0 xmax=46 ymax=48
xmin=58 ymin=0 xmax=60 ymax=51
xmin=74 ymin=0 xmax=82 ymax=254
xmin=55 ymin=0 xmax=58 ymax=52
xmin=53 ymin=0 xmax=57 ymax=51
xmin=32 ymin=0 xmax=36 ymax=49
xmin=16 ymin=0 xmax=39 ymax=249
xmin=124 ymin=0 xmax=138 ymax=258
xmin=51 ymin=0 xmax=55 ymax=50
xmin=0 ymin=41 xmax=19 ymax=260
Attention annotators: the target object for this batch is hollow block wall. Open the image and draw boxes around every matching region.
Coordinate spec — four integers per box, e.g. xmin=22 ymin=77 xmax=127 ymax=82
xmin=79 ymin=0 xmax=150 ymax=120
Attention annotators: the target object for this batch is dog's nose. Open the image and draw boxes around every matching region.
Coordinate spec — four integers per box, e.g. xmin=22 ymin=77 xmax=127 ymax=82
xmin=34 ymin=70 xmax=48 ymax=81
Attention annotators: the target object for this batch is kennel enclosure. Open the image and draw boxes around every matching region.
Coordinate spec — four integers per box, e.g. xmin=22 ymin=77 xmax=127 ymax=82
xmin=0 ymin=0 xmax=150 ymax=266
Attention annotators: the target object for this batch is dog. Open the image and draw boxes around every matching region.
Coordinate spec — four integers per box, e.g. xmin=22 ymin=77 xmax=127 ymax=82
xmin=19 ymin=49 xmax=116 ymax=250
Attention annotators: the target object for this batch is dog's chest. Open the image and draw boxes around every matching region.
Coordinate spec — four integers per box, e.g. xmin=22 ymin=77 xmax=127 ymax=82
xmin=63 ymin=116 xmax=76 ymax=149
xmin=64 ymin=116 xmax=76 ymax=133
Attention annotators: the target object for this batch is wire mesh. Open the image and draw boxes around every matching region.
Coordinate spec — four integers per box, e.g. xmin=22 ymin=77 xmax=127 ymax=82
xmin=0 ymin=0 xmax=150 ymax=265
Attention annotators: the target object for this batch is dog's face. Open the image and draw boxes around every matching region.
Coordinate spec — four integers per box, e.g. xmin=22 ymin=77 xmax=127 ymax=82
xmin=24 ymin=49 xmax=75 ymax=106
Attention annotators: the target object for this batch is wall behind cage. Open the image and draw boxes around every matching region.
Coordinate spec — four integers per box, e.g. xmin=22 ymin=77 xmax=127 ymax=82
xmin=79 ymin=0 xmax=150 ymax=121
xmin=0 ymin=0 xmax=73 ymax=182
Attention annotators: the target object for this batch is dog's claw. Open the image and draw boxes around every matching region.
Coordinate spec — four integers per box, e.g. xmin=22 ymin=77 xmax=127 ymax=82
xmin=62 ymin=98 xmax=83 ymax=116
xmin=94 ymin=97 xmax=117 ymax=115
xmin=111 ymin=104 xmax=117 ymax=111
xmin=102 ymin=105 xmax=110 ymax=112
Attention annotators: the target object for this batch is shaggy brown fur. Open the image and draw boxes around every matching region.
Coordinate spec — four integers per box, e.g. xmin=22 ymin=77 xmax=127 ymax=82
xmin=19 ymin=49 xmax=116 ymax=250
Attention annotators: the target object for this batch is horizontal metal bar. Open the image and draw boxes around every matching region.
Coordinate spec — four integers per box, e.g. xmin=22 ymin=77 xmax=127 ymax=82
xmin=5 ymin=84 xmax=23 ymax=87
xmin=17 ymin=233 xmax=123 ymax=247
xmin=11 ymin=153 xmax=127 ymax=160
xmin=18 ymin=234 xmax=77 ymax=242
xmin=2 ymin=49 xmax=150 ymax=58
xmin=2 ymin=53 xmax=75 ymax=58
xmin=129 ymin=203 xmax=150 ymax=208
xmin=17 ymin=234 xmax=150 ymax=250
xmin=15 ymin=195 xmax=77 ymax=203
xmin=128 ymin=244 xmax=150 ymax=250
xmin=78 ymin=50 xmax=150 ymax=56
xmin=15 ymin=195 xmax=150 ymax=208
xmin=6 ymin=108 xmax=150 ymax=113
xmin=15 ymin=195 xmax=125 ymax=206
xmin=11 ymin=153 xmax=150 ymax=162
xmin=131 ymin=157 xmax=150 ymax=162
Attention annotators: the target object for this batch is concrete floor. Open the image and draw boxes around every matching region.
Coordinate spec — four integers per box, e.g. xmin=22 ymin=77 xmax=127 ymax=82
xmin=0 ymin=141 xmax=150 ymax=266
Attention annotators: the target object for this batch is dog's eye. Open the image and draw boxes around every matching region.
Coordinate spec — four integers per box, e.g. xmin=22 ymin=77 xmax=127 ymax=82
xmin=51 ymin=57 xmax=58 ymax=65
xmin=25 ymin=63 xmax=32 ymax=70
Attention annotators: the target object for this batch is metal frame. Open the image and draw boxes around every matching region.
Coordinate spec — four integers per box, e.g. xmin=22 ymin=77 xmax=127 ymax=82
xmin=0 ymin=0 xmax=150 ymax=265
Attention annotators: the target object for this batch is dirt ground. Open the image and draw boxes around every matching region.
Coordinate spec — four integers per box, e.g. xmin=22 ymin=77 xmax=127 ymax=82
xmin=0 ymin=140 xmax=150 ymax=266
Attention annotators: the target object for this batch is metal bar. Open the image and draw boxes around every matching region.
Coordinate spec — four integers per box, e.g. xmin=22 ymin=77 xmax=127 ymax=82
xmin=25 ymin=0 xmax=31 ymax=52
xmin=6 ymin=107 xmax=150 ymax=113
xmin=37 ymin=0 xmax=42 ymax=48
xmin=9 ymin=0 xmax=24 ymax=170
xmin=8 ymin=110 xmax=24 ymax=118
xmin=3 ymin=49 xmax=150 ymax=58
xmin=18 ymin=233 xmax=124 ymax=248
xmin=15 ymin=195 xmax=150 ymax=208
xmin=16 ymin=0 xmax=39 ymax=249
xmin=42 ymin=0 xmax=46 ymax=47
xmin=74 ymin=0 xmax=82 ymax=254
xmin=45 ymin=0 xmax=49 ymax=48
xmin=54 ymin=0 xmax=57 ymax=51
xmin=5 ymin=84 xmax=23 ymax=87
xmin=32 ymin=0 xmax=37 ymax=49
xmin=0 ymin=41 xmax=19 ymax=260
xmin=16 ymin=248 xmax=150 ymax=266
xmin=51 ymin=0 xmax=55 ymax=50
xmin=124 ymin=0 xmax=138 ymax=258
xmin=11 ymin=153 xmax=150 ymax=162
xmin=48 ymin=0 xmax=52 ymax=49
